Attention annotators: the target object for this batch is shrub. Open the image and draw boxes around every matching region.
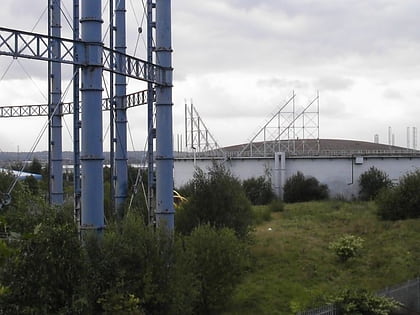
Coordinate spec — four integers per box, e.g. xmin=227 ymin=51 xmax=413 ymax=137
xmin=283 ymin=172 xmax=329 ymax=203
xmin=242 ymin=176 xmax=275 ymax=205
xmin=175 ymin=163 xmax=253 ymax=239
xmin=358 ymin=167 xmax=392 ymax=201
xmin=252 ymin=206 xmax=272 ymax=225
xmin=0 ymin=209 xmax=84 ymax=314
xmin=376 ymin=170 xmax=420 ymax=220
xmin=184 ymin=225 xmax=249 ymax=314
xmin=82 ymin=214 xmax=199 ymax=315
xmin=268 ymin=199 xmax=285 ymax=212
xmin=331 ymin=288 xmax=401 ymax=315
xmin=329 ymin=234 xmax=364 ymax=262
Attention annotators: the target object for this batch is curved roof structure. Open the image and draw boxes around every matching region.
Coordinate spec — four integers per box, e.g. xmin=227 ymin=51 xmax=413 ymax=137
xmin=182 ymin=139 xmax=419 ymax=159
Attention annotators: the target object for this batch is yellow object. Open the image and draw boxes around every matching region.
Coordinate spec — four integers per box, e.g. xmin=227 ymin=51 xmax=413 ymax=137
xmin=173 ymin=190 xmax=187 ymax=208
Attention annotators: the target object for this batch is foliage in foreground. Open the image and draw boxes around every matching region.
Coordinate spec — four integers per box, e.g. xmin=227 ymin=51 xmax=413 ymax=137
xmin=358 ymin=166 xmax=392 ymax=201
xmin=0 ymin=204 xmax=249 ymax=314
xmin=331 ymin=288 xmax=401 ymax=315
xmin=176 ymin=163 xmax=253 ymax=239
xmin=376 ymin=170 xmax=420 ymax=220
xmin=283 ymin=171 xmax=329 ymax=203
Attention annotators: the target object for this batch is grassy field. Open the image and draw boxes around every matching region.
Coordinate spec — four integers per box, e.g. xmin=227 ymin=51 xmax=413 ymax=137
xmin=225 ymin=201 xmax=420 ymax=314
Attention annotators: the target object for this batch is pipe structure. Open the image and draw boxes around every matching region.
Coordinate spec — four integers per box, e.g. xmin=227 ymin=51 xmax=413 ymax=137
xmin=114 ymin=0 xmax=128 ymax=215
xmin=147 ymin=0 xmax=155 ymax=225
xmin=73 ymin=0 xmax=81 ymax=224
xmin=155 ymin=0 xmax=174 ymax=231
xmin=49 ymin=0 xmax=64 ymax=205
xmin=109 ymin=0 xmax=115 ymax=215
xmin=274 ymin=152 xmax=286 ymax=199
xmin=80 ymin=0 xmax=104 ymax=233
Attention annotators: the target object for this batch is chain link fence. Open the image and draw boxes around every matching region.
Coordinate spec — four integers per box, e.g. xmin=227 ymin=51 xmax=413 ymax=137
xmin=298 ymin=277 xmax=420 ymax=315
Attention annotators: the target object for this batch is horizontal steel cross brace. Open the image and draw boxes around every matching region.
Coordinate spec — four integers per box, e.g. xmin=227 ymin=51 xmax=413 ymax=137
xmin=0 ymin=27 xmax=167 ymax=85
xmin=0 ymin=89 xmax=152 ymax=118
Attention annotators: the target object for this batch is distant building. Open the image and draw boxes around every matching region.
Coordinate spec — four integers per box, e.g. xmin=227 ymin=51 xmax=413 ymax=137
xmin=174 ymin=139 xmax=420 ymax=199
xmin=0 ymin=168 xmax=42 ymax=181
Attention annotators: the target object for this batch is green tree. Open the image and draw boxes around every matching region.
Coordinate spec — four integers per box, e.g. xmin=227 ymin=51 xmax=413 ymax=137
xmin=242 ymin=176 xmax=275 ymax=205
xmin=176 ymin=163 xmax=253 ymax=239
xmin=184 ymin=225 xmax=249 ymax=314
xmin=26 ymin=158 xmax=43 ymax=174
xmin=82 ymin=214 xmax=197 ymax=315
xmin=376 ymin=170 xmax=420 ymax=220
xmin=283 ymin=171 xmax=329 ymax=203
xmin=358 ymin=167 xmax=392 ymax=201
xmin=0 ymin=209 xmax=84 ymax=314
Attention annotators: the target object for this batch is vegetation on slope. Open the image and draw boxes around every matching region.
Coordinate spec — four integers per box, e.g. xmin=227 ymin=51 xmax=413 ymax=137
xmin=225 ymin=201 xmax=420 ymax=314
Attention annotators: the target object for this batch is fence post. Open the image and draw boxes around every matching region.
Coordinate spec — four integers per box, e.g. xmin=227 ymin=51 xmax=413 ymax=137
xmin=417 ymin=277 xmax=420 ymax=311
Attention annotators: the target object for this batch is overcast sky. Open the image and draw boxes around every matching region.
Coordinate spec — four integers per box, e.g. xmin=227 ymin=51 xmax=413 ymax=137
xmin=0 ymin=0 xmax=419 ymax=153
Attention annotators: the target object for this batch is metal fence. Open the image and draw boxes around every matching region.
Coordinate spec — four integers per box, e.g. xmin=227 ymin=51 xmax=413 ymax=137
xmin=298 ymin=277 xmax=420 ymax=315
xmin=298 ymin=304 xmax=338 ymax=315
xmin=378 ymin=277 xmax=420 ymax=314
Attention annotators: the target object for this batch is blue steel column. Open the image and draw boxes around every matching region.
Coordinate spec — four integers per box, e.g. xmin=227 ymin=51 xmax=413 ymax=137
xmin=147 ymin=0 xmax=155 ymax=225
xmin=109 ymin=0 xmax=115 ymax=214
xmin=155 ymin=0 xmax=174 ymax=230
xmin=73 ymin=0 xmax=81 ymax=223
xmin=49 ymin=0 xmax=64 ymax=205
xmin=114 ymin=0 xmax=128 ymax=214
xmin=80 ymin=0 xmax=104 ymax=232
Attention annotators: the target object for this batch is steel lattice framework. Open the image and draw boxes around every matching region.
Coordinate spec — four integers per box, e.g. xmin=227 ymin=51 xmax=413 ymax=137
xmin=183 ymin=101 xmax=224 ymax=155
xmin=0 ymin=27 xmax=166 ymax=84
xmin=0 ymin=0 xmax=174 ymax=233
xmin=0 ymin=90 xmax=150 ymax=118
xmin=239 ymin=92 xmax=320 ymax=157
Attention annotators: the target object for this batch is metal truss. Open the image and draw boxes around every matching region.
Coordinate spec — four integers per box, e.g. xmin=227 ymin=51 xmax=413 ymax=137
xmin=239 ymin=92 xmax=320 ymax=157
xmin=0 ymin=89 xmax=150 ymax=118
xmin=183 ymin=101 xmax=224 ymax=155
xmin=0 ymin=27 xmax=166 ymax=85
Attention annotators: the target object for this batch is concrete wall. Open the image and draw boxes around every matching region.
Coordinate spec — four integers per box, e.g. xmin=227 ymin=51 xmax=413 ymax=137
xmin=173 ymin=155 xmax=420 ymax=199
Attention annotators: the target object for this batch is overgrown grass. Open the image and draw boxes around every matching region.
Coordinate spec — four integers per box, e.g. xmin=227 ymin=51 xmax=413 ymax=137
xmin=251 ymin=205 xmax=272 ymax=225
xmin=225 ymin=200 xmax=420 ymax=314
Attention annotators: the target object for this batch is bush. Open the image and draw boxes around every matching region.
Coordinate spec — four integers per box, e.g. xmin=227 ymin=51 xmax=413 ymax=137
xmin=358 ymin=167 xmax=392 ymax=201
xmin=252 ymin=206 xmax=272 ymax=225
xmin=376 ymin=170 xmax=420 ymax=220
xmin=283 ymin=172 xmax=329 ymax=203
xmin=242 ymin=176 xmax=275 ymax=205
xmin=83 ymin=214 xmax=197 ymax=315
xmin=268 ymin=199 xmax=285 ymax=212
xmin=329 ymin=234 xmax=364 ymax=262
xmin=0 ymin=209 xmax=84 ymax=314
xmin=331 ymin=288 xmax=401 ymax=315
xmin=184 ymin=225 xmax=249 ymax=314
xmin=176 ymin=163 xmax=253 ymax=239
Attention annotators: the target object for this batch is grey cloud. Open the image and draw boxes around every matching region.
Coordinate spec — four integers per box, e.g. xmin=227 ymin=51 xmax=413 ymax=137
xmin=315 ymin=77 xmax=354 ymax=91
xmin=383 ymin=88 xmax=403 ymax=100
xmin=173 ymin=0 xmax=420 ymax=78
xmin=256 ymin=77 xmax=308 ymax=89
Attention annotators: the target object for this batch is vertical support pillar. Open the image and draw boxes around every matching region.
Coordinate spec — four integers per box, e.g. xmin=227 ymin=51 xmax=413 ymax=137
xmin=49 ymin=0 xmax=64 ymax=205
xmin=114 ymin=0 xmax=128 ymax=214
xmin=147 ymin=0 xmax=156 ymax=225
xmin=274 ymin=152 xmax=286 ymax=199
xmin=80 ymin=0 xmax=104 ymax=233
xmin=109 ymin=0 xmax=116 ymax=215
xmin=155 ymin=0 xmax=174 ymax=231
xmin=73 ymin=0 xmax=81 ymax=224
